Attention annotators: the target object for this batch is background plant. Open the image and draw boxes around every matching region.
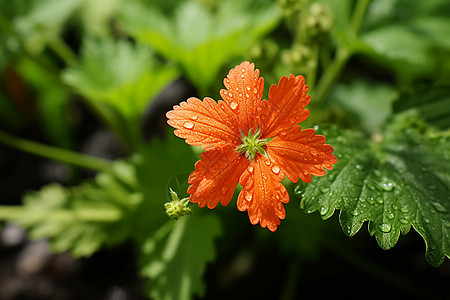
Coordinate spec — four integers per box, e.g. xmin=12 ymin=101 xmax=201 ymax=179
xmin=0 ymin=0 xmax=449 ymax=299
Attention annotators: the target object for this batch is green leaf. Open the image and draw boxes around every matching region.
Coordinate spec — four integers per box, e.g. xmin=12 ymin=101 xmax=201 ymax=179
xmin=296 ymin=113 xmax=450 ymax=266
xmin=361 ymin=25 xmax=432 ymax=75
xmin=119 ymin=0 xmax=281 ymax=93
xmin=131 ymin=133 xmax=196 ymax=242
xmin=63 ymin=38 xmax=178 ymax=122
xmin=139 ymin=215 xmax=222 ymax=300
xmin=332 ymin=80 xmax=398 ymax=135
xmin=16 ymin=160 xmax=141 ymax=257
xmin=393 ymin=85 xmax=450 ymax=130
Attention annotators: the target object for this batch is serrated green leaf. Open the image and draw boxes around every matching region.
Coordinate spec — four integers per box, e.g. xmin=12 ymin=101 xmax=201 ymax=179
xmin=393 ymin=85 xmax=450 ymax=130
xmin=297 ymin=114 xmax=450 ymax=266
xmin=119 ymin=0 xmax=281 ymax=92
xmin=139 ymin=215 xmax=221 ymax=300
xmin=16 ymin=160 xmax=141 ymax=257
xmin=63 ymin=38 xmax=178 ymax=121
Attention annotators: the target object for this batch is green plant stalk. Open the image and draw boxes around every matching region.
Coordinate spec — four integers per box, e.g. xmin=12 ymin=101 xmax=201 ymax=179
xmin=47 ymin=36 xmax=78 ymax=66
xmin=0 ymin=129 xmax=113 ymax=172
xmin=0 ymin=206 xmax=122 ymax=222
xmin=313 ymin=0 xmax=371 ymax=105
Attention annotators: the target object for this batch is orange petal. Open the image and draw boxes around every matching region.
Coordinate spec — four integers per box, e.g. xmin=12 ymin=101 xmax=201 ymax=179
xmin=188 ymin=145 xmax=249 ymax=209
xmin=260 ymin=75 xmax=310 ymax=138
xmin=220 ymin=61 xmax=264 ymax=133
xmin=266 ymin=126 xmax=337 ymax=183
xmin=166 ymin=97 xmax=240 ymax=150
xmin=237 ymin=154 xmax=289 ymax=232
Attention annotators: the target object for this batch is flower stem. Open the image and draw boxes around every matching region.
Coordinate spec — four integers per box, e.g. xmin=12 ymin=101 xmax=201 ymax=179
xmin=313 ymin=0 xmax=371 ymax=105
xmin=0 ymin=129 xmax=113 ymax=172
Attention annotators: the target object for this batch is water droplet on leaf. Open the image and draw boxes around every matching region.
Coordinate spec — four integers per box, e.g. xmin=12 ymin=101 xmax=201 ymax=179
xmin=320 ymin=206 xmax=328 ymax=215
xmin=355 ymin=164 xmax=364 ymax=171
xmin=379 ymin=223 xmax=391 ymax=233
xmin=431 ymin=202 xmax=448 ymax=213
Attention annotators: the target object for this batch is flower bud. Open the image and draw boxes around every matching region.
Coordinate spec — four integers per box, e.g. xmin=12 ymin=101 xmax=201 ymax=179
xmin=165 ymin=188 xmax=193 ymax=220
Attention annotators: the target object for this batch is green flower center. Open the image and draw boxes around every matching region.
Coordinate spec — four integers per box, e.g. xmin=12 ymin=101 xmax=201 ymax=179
xmin=236 ymin=128 xmax=269 ymax=163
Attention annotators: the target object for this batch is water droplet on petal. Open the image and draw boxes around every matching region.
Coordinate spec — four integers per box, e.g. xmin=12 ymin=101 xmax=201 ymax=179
xmin=241 ymin=68 xmax=245 ymax=73
xmin=241 ymin=74 xmax=245 ymax=78
xmin=191 ymin=115 xmax=198 ymax=120
xmin=230 ymin=102 xmax=238 ymax=110
xmin=183 ymin=121 xmax=194 ymax=129
xmin=265 ymin=160 xmax=271 ymax=166
xmin=245 ymin=193 xmax=252 ymax=201
xmin=309 ymin=148 xmax=319 ymax=156
xmin=272 ymin=165 xmax=280 ymax=174
xmin=379 ymin=223 xmax=391 ymax=233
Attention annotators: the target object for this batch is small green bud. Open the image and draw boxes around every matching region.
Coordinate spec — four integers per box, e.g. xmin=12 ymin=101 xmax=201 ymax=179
xmin=278 ymin=0 xmax=308 ymax=17
xmin=302 ymin=3 xmax=333 ymax=41
xmin=165 ymin=188 xmax=193 ymax=220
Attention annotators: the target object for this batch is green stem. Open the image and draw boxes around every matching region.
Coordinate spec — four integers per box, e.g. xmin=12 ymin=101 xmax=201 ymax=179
xmin=47 ymin=36 xmax=78 ymax=66
xmin=0 ymin=206 xmax=24 ymax=220
xmin=0 ymin=129 xmax=113 ymax=172
xmin=349 ymin=0 xmax=372 ymax=36
xmin=313 ymin=47 xmax=351 ymax=105
xmin=313 ymin=0 xmax=371 ymax=105
xmin=0 ymin=206 xmax=122 ymax=222
xmin=308 ymin=42 xmax=320 ymax=91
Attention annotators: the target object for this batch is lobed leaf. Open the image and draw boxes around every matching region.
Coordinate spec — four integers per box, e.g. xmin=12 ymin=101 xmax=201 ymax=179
xmin=297 ymin=114 xmax=450 ymax=266
xmin=119 ymin=0 xmax=281 ymax=92
xmin=139 ymin=215 xmax=221 ymax=300
xmin=17 ymin=161 xmax=141 ymax=257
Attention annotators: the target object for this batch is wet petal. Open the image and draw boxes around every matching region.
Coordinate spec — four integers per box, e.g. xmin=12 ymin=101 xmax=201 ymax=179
xmin=237 ymin=155 xmax=289 ymax=232
xmin=166 ymin=97 xmax=240 ymax=150
xmin=220 ymin=61 xmax=264 ymax=133
xmin=188 ymin=145 xmax=249 ymax=209
xmin=266 ymin=126 xmax=337 ymax=183
xmin=260 ymin=75 xmax=310 ymax=138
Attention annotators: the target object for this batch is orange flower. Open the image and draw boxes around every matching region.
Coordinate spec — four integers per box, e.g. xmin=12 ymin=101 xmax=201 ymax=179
xmin=166 ymin=61 xmax=337 ymax=231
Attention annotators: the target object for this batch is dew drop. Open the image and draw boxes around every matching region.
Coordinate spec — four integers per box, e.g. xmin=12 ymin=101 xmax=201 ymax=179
xmin=253 ymin=88 xmax=258 ymax=94
xmin=327 ymin=174 xmax=335 ymax=182
xmin=431 ymin=202 xmax=448 ymax=213
xmin=223 ymin=90 xmax=228 ymax=96
xmin=379 ymin=223 xmax=391 ymax=233
xmin=387 ymin=213 xmax=395 ymax=219
xmin=182 ymin=121 xmax=194 ymax=129
xmin=246 ymin=86 xmax=251 ymax=91
xmin=241 ymin=68 xmax=245 ymax=73
xmin=309 ymin=148 xmax=319 ymax=156
xmin=271 ymin=165 xmax=280 ymax=174
xmin=245 ymin=193 xmax=252 ymax=201
xmin=355 ymin=164 xmax=364 ymax=171
xmin=265 ymin=160 xmax=271 ymax=166
xmin=320 ymin=206 xmax=328 ymax=215
xmin=248 ymin=166 xmax=254 ymax=174
xmin=313 ymin=125 xmax=319 ymax=130
xmin=399 ymin=218 xmax=408 ymax=224
xmin=381 ymin=182 xmax=394 ymax=192
xmin=245 ymin=94 xmax=250 ymax=98
xmin=190 ymin=115 xmax=198 ymax=120
xmin=424 ymin=218 xmax=430 ymax=224
xmin=376 ymin=197 xmax=384 ymax=204
xmin=241 ymin=74 xmax=245 ymax=78
xmin=229 ymin=92 xmax=233 ymax=98
xmin=230 ymin=102 xmax=238 ymax=110
xmin=320 ymin=186 xmax=329 ymax=193
xmin=352 ymin=210 xmax=359 ymax=216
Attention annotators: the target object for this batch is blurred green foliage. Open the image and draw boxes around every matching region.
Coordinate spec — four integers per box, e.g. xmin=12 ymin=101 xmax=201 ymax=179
xmin=0 ymin=0 xmax=449 ymax=299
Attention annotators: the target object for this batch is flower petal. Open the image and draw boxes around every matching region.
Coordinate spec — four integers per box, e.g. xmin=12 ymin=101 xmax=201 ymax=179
xmin=220 ymin=61 xmax=264 ymax=133
xmin=260 ymin=74 xmax=310 ymax=138
xmin=188 ymin=145 xmax=249 ymax=209
xmin=166 ymin=97 xmax=240 ymax=150
xmin=237 ymin=155 xmax=289 ymax=232
xmin=266 ymin=126 xmax=337 ymax=183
